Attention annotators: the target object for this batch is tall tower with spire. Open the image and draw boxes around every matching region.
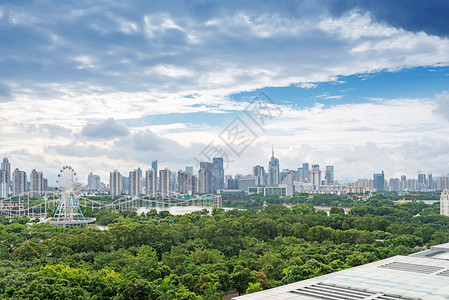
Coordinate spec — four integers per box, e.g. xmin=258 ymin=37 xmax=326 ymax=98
xmin=268 ymin=147 xmax=279 ymax=186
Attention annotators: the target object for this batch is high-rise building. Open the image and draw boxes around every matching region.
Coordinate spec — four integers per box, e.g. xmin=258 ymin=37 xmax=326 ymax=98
xmin=308 ymin=165 xmax=321 ymax=189
xmin=389 ymin=178 xmax=400 ymax=192
xmin=198 ymin=162 xmax=213 ymax=194
xmin=0 ymin=180 xmax=7 ymax=199
xmin=171 ymin=172 xmax=177 ymax=192
xmin=122 ymin=177 xmax=129 ymax=190
xmin=0 ymin=169 xmax=7 ymax=198
xmin=325 ymin=166 xmax=334 ymax=184
xmin=224 ymin=175 xmax=232 ymax=188
xmin=418 ymin=173 xmax=427 ymax=190
xmin=373 ymin=171 xmax=385 ymax=192
xmin=186 ymin=166 xmax=193 ymax=175
xmin=109 ymin=170 xmax=123 ymax=196
xmin=268 ymin=148 xmax=280 ymax=186
xmin=440 ymin=189 xmax=449 ymax=216
xmin=297 ymin=163 xmax=309 ymax=182
xmin=178 ymin=170 xmax=188 ymax=194
xmin=178 ymin=170 xmax=197 ymax=194
xmin=428 ymin=174 xmax=433 ymax=189
xmin=29 ymin=169 xmax=43 ymax=196
xmin=129 ymin=169 xmax=141 ymax=197
xmin=12 ymin=168 xmax=27 ymax=196
xmin=253 ymin=165 xmax=265 ymax=186
xmin=152 ymin=160 xmax=158 ymax=174
xmin=159 ymin=168 xmax=171 ymax=199
xmin=1 ymin=157 xmax=10 ymax=191
xmin=145 ymin=169 xmax=157 ymax=198
xmin=212 ymin=157 xmax=224 ymax=193
xmin=87 ymin=173 xmax=101 ymax=190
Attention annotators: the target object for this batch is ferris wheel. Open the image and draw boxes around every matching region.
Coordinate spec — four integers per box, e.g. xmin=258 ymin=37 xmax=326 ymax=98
xmin=51 ymin=165 xmax=95 ymax=226
xmin=56 ymin=165 xmax=79 ymax=195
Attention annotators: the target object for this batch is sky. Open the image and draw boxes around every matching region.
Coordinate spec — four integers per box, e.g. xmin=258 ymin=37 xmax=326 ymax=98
xmin=1 ymin=0 xmax=449 ymax=185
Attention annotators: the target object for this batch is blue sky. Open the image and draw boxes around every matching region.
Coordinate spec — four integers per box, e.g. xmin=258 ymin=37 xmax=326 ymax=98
xmin=1 ymin=0 xmax=449 ymax=184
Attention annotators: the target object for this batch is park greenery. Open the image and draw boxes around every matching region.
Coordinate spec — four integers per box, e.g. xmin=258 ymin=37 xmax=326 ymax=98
xmin=0 ymin=192 xmax=447 ymax=299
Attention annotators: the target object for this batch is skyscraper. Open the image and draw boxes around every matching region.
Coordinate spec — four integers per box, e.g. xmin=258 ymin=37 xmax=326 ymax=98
xmin=268 ymin=148 xmax=280 ymax=186
xmin=186 ymin=166 xmax=193 ymax=175
xmin=440 ymin=189 xmax=449 ymax=217
xmin=152 ymin=160 xmax=158 ymax=174
xmin=297 ymin=163 xmax=309 ymax=182
xmin=145 ymin=169 xmax=157 ymax=198
xmin=29 ymin=169 xmax=43 ymax=196
xmin=212 ymin=157 xmax=224 ymax=193
xmin=253 ymin=165 xmax=265 ymax=186
xmin=0 ymin=170 xmax=8 ymax=198
xmin=159 ymin=168 xmax=171 ymax=199
xmin=418 ymin=173 xmax=427 ymax=190
xmin=87 ymin=173 xmax=101 ymax=190
xmin=1 ymin=157 xmax=10 ymax=190
xmin=198 ymin=162 xmax=213 ymax=193
xmin=129 ymin=169 xmax=141 ymax=197
xmin=12 ymin=168 xmax=27 ymax=196
xmin=178 ymin=170 xmax=197 ymax=194
xmin=308 ymin=165 xmax=321 ymax=189
xmin=325 ymin=166 xmax=334 ymax=184
xmin=373 ymin=171 xmax=385 ymax=192
xmin=109 ymin=170 xmax=123 ymax=196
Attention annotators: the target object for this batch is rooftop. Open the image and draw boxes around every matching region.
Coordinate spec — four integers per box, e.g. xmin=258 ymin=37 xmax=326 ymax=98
xmin=233 ymin=244 xmax=449 ymax=300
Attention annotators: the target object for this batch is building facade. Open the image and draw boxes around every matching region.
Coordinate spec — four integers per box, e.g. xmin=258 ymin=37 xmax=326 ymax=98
xmin=159 ymin=168 xmax=171 ymax=199
xmin=129 ymin=169 xmax=141 ymax=197
xmin=373 ymin=171 xmax=385 ymax=192
xmin=212 ymin=157 xmax=224 ymax=193
xmin=198 ymin=162 xmax=213 ymax=194
xmin=145 ymin=169 xmax=157 ymax=198
xmin=109 ymin=170 xmax=123 ymax=196
xmin=12 ymin=168 xmax=27 ymax=196
xmin=268 ymin=149 xmax=280 ymax=186
xmin=29 ymin=169 xmax=43 ymax=196
xmin=87 ymin=173 xmax=101 ymax=190
xmin=441 ymin=189 xmax=449 ymax=217
xmin=1 ymin=157 xmax=10 ymax=191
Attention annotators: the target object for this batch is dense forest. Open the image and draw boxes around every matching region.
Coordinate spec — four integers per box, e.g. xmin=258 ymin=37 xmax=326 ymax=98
xmin=0 ymin=194 xmax=447 ymax=299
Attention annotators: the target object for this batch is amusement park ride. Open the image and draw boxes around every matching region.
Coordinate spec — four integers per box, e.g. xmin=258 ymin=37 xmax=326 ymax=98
xmin=49 ymin=166 xmax=96 ymax=227
xmin=0 ymin=165 xmax=222 ymax=224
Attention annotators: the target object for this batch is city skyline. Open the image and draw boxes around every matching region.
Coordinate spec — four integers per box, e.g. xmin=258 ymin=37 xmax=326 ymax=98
xmin=1 ymin=154 xmax=445 ymax=189
xmin=1 ymin=1 xmax=449 ymax=184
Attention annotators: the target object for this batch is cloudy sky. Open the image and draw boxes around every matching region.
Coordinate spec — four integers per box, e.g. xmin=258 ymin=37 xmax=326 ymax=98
xmin=1 ymin=0 xmax=449 ymax=184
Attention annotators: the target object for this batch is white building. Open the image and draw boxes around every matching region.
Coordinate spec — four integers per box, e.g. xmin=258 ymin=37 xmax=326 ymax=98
xmin=129 ymin=169 xmax=141 ymax=197
xmin=159 ymin=168 xmax=171 ymax=199
xmin=87 ymin=173 xmax=101 ymax=190
xmin=1 ymin=157 xmax=10 ymax=191
xmin=12 ymin=168 xmax=27 ymax=196
xmin=145 ymin=169 xmax=157 ymax=198
xmin=307 ymin=164 xmax=321 ymax=189
xmin=268 ymin=149 xmax=280 ymax=186
xmin=109 ymin=170 xmax=123 ymax=196
xmin=0 ymin=180 xmax=7 ymax=199
xmin=0 ymin=170 xmax=7 ymax=198
xmin=440 ymin=189 xmax=449 ymax=217
xmin=29 ymin=169 xmax=43 ymax=196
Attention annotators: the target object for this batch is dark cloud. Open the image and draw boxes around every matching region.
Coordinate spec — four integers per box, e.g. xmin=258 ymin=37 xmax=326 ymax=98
xmin=81 ymin=118 xmax=130 ymax=139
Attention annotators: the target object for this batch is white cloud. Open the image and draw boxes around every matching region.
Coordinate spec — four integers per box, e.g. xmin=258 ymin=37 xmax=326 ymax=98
xmin=3 ymin=5 xmax=449 ymax=183
xmin=150 ymin=64 xmax=194 ymax=78
xmin=143 ymin=13 xmax=185 ymax=38
xmin=295 ymin=82 xmax=317 ymax=89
